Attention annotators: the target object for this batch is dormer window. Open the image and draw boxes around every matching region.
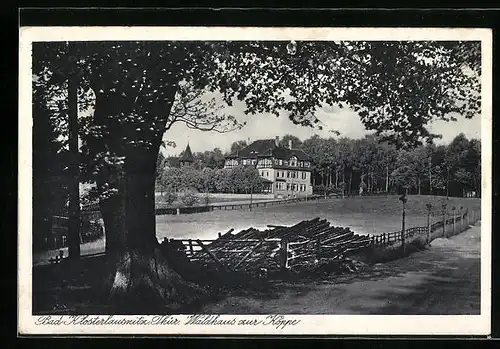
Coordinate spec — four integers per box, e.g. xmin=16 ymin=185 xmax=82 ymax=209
xmin=289 ymin=156 xmax=298 ymax=167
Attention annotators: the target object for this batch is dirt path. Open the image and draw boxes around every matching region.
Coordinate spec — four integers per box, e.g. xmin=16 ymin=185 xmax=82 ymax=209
xmin=202 ymin=223 xmax=481 ymax=315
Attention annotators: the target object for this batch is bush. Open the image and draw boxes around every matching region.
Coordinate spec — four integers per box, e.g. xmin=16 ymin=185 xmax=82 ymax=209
xmin=179 ymin=189 xmax=199 ymax=207
xmin=313 ymin=184 xmax=340 ymax=196
xmin=162 ymin=188 xmax=178 ymax=206
xmin=202 ymin=193 xmax=213 ymax=206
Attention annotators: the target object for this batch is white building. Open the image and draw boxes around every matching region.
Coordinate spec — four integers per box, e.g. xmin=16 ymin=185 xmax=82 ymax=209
xmin=224 ymin=136 xmax=313 ymax=197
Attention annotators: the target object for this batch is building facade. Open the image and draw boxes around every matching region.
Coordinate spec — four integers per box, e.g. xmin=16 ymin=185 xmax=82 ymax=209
xmin=224 ymin=136 xmax=313 ymax=197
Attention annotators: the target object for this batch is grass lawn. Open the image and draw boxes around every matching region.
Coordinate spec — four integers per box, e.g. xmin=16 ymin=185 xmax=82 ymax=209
xmin=32 ymin=195 xmax=481 ymax=314
xmin=34 ymin=195 xmax=480 ymax=265
xmin=155 ymin=195 xmax=481 ymax=241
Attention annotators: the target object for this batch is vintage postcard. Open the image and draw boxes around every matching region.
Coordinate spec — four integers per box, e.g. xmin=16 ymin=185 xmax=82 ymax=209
xmin=18 ymin=26 xmax=492 ymax=336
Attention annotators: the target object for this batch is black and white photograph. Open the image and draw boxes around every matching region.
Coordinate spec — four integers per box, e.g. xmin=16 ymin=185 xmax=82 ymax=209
xmin=18 ymin=27 xmax=492 ymax=335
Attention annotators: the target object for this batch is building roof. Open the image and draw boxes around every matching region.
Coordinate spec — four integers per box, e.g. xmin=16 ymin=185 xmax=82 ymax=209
xmin=226 ymin=138 xmax=310 ymax=161
xmin=179 ymin=143 xmax=194 ymax=163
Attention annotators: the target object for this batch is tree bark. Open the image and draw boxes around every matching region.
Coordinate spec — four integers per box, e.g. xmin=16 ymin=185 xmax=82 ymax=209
xmin=385 ymin=165 xmax=389 ymax=193
xmin=342 ymin=166 xmax=346 ymax=198
xmin=67 ymin=45 xmax=81 ymax=259
xmin=91 ymin=88 xmax=205 ymax=312
xmin=348 ymin=170 xmax=353 ymax=197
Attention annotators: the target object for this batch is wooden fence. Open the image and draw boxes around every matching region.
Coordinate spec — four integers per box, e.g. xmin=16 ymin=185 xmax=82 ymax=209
xmin=161 ymin=208 xmax=480 ymax=274
xmin=369 ymin=208 xmax=478 ymax=249
xmin=47 ymin=203 xmax=480 ymax=274
xmin=78 ymin=195 xmax=325 ymax=219
xmin=48 ymin=212 xmax=104 ymax=250
xmin=156 ymin=194 xmax=325 ymax=215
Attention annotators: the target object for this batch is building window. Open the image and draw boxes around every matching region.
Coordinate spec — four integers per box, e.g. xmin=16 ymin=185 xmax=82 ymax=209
xmin=302 ymin=172 xmax=307 ymax=179
xmin=289 ymin=156 xmax=298 ymax=167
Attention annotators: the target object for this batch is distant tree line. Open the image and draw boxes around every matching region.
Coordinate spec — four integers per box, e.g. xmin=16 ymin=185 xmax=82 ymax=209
xmin=286 ymin=133 xmax=480 ymax=198
xmin=157 ymin=133 xmax=481 ymax=198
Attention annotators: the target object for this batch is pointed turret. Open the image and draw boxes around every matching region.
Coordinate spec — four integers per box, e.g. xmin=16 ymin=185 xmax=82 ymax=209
xmin=179 ymin=143 xmax=194 ymax=167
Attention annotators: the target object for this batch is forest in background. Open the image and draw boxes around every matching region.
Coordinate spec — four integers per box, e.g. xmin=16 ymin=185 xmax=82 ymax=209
xmin=156 ymin=133 xmax=481 ymax=198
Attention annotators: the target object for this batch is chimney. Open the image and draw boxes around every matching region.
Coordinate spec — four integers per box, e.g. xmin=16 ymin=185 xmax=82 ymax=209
xmin=288 ymin=139 xmax=293 ymax=149
xmin=275 ymin=136 xmax=279 ymax=147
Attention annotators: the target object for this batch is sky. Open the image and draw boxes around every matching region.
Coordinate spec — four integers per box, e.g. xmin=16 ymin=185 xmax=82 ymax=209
xmin=160 ymin=100 xmax=482 ymax=157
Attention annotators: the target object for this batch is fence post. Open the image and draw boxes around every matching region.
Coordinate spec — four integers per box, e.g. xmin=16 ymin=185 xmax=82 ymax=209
xmin=442 ymin=202 xmax=447 ymax=238
xmin=399 ymin=194 xmax=407 ymax=253
xmin=452 ymin=207 xmax=456 ymax=236
xmin=426 ymin=203 xmax=432 ymax=244
xmin=279 ymin=238 xmax=289 ymax=271
xmin=459 ymin=206 xmax=464 ymax=232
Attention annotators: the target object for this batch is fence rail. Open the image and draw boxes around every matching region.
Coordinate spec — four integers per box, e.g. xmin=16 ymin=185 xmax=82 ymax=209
xmin=157 ymin=194 xmax=325 ymax=215
xmin=46 ymin=204 xmax=480 ymax=274
xmin=159 ymin=207 xmax=480 ymax=274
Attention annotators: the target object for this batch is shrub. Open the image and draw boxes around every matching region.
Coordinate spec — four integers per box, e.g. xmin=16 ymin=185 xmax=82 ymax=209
xmin=162 ymin=187 xmax=178 ymax=206
xmin=202 ymin=193 xmax=213 ymax=206
xmin=179 ymin=189 xmax=199 ymax=207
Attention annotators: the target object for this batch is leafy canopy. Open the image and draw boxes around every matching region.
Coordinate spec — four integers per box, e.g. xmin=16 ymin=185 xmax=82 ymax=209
xmin=33 ymin=39 xmax=481 ymax=200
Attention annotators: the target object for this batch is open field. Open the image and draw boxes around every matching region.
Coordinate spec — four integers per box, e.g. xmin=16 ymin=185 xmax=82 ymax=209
xmin=156 ymin=195 xmax=481 ymax=240
xmin=32 ymin=220 xmax=482 ymax=315
xmin=34 ymin=195 xmax=480 ymax=265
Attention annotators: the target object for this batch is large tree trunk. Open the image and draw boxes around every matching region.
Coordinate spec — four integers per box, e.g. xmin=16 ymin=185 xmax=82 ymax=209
xmin=92 ymin=90 xmax=205 ymax=312
xmin=101 ymin=154 xmax=204 ymax=312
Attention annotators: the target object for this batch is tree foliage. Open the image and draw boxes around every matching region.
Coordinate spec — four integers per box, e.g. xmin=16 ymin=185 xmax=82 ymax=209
xmin=159 ymin=164 xmax=266 ymax=195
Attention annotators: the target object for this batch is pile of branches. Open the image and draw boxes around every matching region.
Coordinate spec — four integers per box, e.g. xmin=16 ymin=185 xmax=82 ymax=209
xmin=186 ymin=217 xmax=372 ymax=277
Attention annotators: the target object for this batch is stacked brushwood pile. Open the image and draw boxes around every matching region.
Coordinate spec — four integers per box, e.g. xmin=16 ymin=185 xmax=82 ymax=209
xmin=188 ymin=217 xmax=372 ymax=276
